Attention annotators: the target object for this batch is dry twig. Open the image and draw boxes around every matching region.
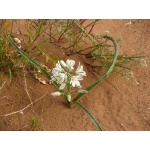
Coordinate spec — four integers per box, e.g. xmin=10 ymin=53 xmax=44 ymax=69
xmin=24 ymin=73 xmax=33 ymax=105
xmin=0 ymin=92 xmax=47 ymax=117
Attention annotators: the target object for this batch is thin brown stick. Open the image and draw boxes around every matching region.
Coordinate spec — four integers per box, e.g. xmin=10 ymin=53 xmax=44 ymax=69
xmin=0 ymin=81 xmax=6 ymax=90
xmin=24 ymin=73 xmax=33 ymax=105
xmin=0 ymin=92 xmax=47 ymax=117
xmin=88 ymin=20 xmax=98 ymax=34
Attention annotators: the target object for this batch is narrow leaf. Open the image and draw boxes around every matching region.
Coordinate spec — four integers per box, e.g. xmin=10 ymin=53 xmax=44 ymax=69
xmin=73 ymin=35 xmax=118 ymax=102
xmin=35 ymin=20 xmax=44 ymax=37
xmin=74 ymin=101 xmax=102 ymax=131
xmin=8 ymin=35 xmax=59 ymax=89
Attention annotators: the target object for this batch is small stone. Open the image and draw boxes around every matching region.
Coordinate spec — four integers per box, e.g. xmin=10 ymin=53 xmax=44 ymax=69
xmin=20 ymin=111 xmax=24 ymax=114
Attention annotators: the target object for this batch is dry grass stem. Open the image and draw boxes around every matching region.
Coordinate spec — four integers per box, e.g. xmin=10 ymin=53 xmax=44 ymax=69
xmin=0 ymin=92 xmax=47 ymax=117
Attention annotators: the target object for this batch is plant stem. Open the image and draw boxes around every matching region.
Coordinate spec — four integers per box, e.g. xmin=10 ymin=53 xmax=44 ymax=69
xmin=72 ymin=35 xmax=118 ymax=102
xmin=73 ymin=101 xmax=102 ymax=131
xmin=88 ymin=19 xmax=98 ymax=34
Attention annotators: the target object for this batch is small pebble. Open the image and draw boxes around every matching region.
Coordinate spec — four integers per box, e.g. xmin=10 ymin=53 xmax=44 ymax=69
xmin=125 ymin=22 xmax=132 ymax=26
xmin=20 ymin=111 xmax=24 ymax=114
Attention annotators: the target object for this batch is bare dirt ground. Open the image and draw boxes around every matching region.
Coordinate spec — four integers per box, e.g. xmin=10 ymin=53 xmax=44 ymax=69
xmin=0 ymin=19 xmax=149 ymax=131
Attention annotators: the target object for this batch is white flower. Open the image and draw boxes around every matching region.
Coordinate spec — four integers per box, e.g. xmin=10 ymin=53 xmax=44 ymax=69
xmin=51 ymin=59 xmax=86 ymax=89
xmin=70 ymin=75 xmax=82 ymax=88
xmin=51 ymin=61 xmax=67 ymax=84
xmin=66 ymin=59 xmax=75 ymax=71
xmin=75 ymin=62 xmax=86 ymax=76
xmin=51 ymin=59 xmax=87 ymax=103
xmin=52 ymin=61 xmax=65 ymax=75
xmin=51 ymin=91 xmax=62 ymax=97
xmin=69 ymin=62 xmax=86 ymax=88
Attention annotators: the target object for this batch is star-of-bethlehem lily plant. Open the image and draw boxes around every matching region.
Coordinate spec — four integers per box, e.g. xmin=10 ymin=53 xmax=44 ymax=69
xmin=51 ymin=59 xmax=87 ymax=105
xmin=9 ymin=34 xmax=118 ymax=131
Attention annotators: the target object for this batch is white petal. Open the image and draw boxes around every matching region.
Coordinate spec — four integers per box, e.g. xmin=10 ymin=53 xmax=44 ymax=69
xmin=66 ymin=59 xmax=75 ymax=71
xmin=52 ymin=72 xmax=66 ymax=84
xmin=59 ymin=73 xmax=66 ymax=83
xmin=75 ymin=80 xmax=81 ymax=87
xmin=75 ymin=75 xmax=83 ymax=81
xmin=55 ymin=61 xmax=65 ymax=72
xmin=70 ymin=79 xmax=75 ymax=87
xmin=52 ymin=66 xmax=64 ymax=75
xmin=51 ymin=91 xmax=62 ymax=97
xmin=70 ymin=76 xmax=81 ymax=88
xmin=76 ymin=62 xmax=86 ymax=76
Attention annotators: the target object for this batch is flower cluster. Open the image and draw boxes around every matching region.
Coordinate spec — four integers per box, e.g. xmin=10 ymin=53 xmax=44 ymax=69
xmin=51 ymin=59 xmax=86 ymax=89
xmin=51 ymin=59 xmax=86 ymax=99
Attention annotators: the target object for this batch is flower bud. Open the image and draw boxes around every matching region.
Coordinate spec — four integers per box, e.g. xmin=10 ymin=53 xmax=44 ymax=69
xmin=67 ymin=94 xmax=71 ymax=102
xmin=60 ymin=60 xmax=67 ymax=68
xmin=51 ymin=91 xmax=62 ymax=97
xmin=78 ymin=89 xmax=88 ymax=93
xmin=59 ymin=83 xmax=66 ymax=90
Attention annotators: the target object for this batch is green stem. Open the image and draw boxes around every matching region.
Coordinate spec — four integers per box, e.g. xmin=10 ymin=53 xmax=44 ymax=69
xmin=8 ymin=35 xmax=60 ymax=89
xmin=72 ymin=35 xmax=118 ymax=102
xmin=73 ymin=101 xmax=102 ymax=131
xmin=74 ymin=20 xmax=98 ymax=45
xmin=66 ymin=73 xmax=71 ymax=107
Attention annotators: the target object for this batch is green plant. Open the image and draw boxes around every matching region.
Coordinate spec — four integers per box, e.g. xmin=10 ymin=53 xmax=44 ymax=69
xmin=9 ymin=33 xmax=118 ymax=131
xmin=30 ymin=116 xmax=40 ymax=131
xmin=0 ymin=20 xmax=29 ymax=81
xmin=8 ymin=19 xmax=147 ymax=131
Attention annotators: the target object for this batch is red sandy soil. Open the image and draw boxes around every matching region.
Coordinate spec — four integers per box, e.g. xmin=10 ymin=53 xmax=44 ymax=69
xmin=0 ymin=19 xmax=149 ymax=131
